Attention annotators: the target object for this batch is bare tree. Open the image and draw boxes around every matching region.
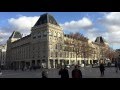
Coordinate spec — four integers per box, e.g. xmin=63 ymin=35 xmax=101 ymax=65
xmin=64 ymin=32 xmax=89 ymax=65
xmin=104 ymin=47 xmax=115 ymax=61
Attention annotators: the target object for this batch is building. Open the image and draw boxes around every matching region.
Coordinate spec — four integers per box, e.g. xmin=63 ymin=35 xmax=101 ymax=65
xmin=6 ymin=13 xmax=110 ymax=69
xmin=115 ymin=49 xmax=120 ymax=59
xmin=0 ymin=44 xmax=7 ymax=68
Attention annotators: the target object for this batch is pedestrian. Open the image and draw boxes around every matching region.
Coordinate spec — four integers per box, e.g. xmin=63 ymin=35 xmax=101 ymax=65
xmin=42 ymin=69 xmax=48 ymax=78
xmin=22 ymin=67 xmax=24 ymax=71
xmin=30 ymin=66 xmax=32 ymax=71
xmin=34 ymin=66 xmax=36 ymax=71
xmin=59 ymin=66 xmax=69 ymax=78
xmin=117 ymin=57 xmax=120 ymax=71
xmin=115 ymin=60 xmax=118 ymax=73
xmin=72 ymin=65 xmax=82 ymax=78
xmin=59 ymin=66 xmax=64 ymax=76
xmin=92 ymin=64 xmax=94 ymax=68
xmin=0 ymin=68 xmax=2 ymax=76
xmin=24 ymin=66 xmax=27 ymax=71
xmin=99 ymin=62 xmax=105 ymax=77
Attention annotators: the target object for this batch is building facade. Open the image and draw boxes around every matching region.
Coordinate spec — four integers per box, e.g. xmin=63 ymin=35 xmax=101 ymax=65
xmin=0 ymin=44 xmax=7 ymax=67
xmin=6 ymin=13 xmax=110 ymax=69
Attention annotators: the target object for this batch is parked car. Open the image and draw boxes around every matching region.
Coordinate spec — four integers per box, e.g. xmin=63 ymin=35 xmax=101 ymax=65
xmin=80 ymin=64 xmax=84 ymax=67
xmin=92 ymin=63 xmax=99 ymax=68
xmin=66 ymin=65 xmax=70 ymax=68
xmin=111 ymin=63 xmax=115 ymax=67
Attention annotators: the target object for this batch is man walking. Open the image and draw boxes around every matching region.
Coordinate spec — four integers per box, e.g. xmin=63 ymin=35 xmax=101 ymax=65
xmin=0 ymin=68 xmax=2 ymax=76
xmin=115 ymin=60 xmax=118 ymax=73
xmin=42 ymin=69 xmax=48 ymax=78
xmin=99 ymin=62 xmax=105 ymax=77
xmin=72 ymin=65 xmax=82 ymax=78
xmin=59 ymin=66 xmax=69 ymax=78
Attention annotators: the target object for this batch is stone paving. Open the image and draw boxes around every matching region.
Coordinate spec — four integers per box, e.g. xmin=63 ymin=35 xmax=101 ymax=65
xmin=0 ymin=67 xmax=120 ymax=78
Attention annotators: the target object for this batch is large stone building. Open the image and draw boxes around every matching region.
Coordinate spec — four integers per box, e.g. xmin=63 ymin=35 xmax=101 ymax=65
xmin=6 ymin=13 xmax=110 ymax=69
xmin=0 ymin=44 xmax=7 ymax=67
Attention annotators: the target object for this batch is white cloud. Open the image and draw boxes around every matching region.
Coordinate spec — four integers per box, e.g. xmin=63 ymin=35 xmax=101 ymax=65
xmin=60 ymin=17 xmax=93 ymax=32
xmin=99 ymin=12 xmax=120 ymax=49
xmin=8 ymin=16 xmax=39 ymax=36
xmin=8 ymin=16 xmax=39 ymax=30
xmin=0 ymin=15 xmax=39 ymax=44
xmin=85 ymin=28 xmax=108 ymax=42
xmin=0 ymin=28 xmax=11 ymax=44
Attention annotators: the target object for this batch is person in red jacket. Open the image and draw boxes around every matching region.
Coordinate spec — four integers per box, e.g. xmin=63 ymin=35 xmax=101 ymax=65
xmin=72 ymin=65 xmax=82 ymax=78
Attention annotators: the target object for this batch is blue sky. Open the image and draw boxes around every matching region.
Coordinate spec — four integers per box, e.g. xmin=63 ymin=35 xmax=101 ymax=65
xmin=0 ymin=12 xmax=120 ymax=49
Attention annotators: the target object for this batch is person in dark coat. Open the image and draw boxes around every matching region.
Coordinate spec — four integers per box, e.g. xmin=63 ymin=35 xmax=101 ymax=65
xmin=42 ymin=70 xmax=48 ymax=78
xmin=0 ymin=68 xmax=2 ymax=75
xmin=99 ymin=62 xmax=105 ymax=77
xmin=59 ymin=66 xmax=69 ymax=78
xmin=59 ymin=67 xmax=63 ymax=75
xmin=72 ymin=65 xmax=82 ymax=78
xmin=115 ymin=60 xmax=118 ymax=73
xmin=118 ymin=61 xmax=120 ymax=71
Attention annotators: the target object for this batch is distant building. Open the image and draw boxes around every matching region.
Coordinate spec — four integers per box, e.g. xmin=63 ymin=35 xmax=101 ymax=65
xmin=115 ymin=49 xmax=120 ymax=58
xmin=0 ymin=44 xmax=7 ymax=67
xmin=6 ymin=13 xmax=110 ymax=69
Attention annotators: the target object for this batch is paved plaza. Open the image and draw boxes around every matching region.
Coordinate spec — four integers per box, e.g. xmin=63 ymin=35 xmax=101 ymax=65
xmin=0 ymin=67 xmax=120 ymax=78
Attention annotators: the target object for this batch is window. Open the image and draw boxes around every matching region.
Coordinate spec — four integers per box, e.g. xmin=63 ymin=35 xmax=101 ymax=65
xmin=56 ymin=52 xmax=57 ymax=57
xmin=54 ymin=32 xmax=57 ymax=37
xmin=70 ymin=53 xmax=72 ymax=58
xmin=33 ymin=56 xmax=34 ymax=58
xmin=33 ymin=36 xmax=36 ymax=39
xmin=38 ymin=35 xmax=41 ymax=38
xmin=49 ymin=32 xmax=53 ymax=36
xmin=68 ymin=52 xmax=69 ymax=57
xmin=43 ymin=34 xmax=47 ymax=37
xmin=55 ymin=44 xmax=57 ymax=49
xmin=51 ymin=52 xmax=53 ymax=57
xmin=60 ymin=52 xmax=62 ymax=57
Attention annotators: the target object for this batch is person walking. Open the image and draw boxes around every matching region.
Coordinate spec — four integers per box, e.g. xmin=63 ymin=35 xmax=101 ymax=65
xmin=0 ymin=68 xmax=2 ymax=76
xmin=99 ymin=62 xmax=105 ymax=77
xmin=59 ymin=66 xmax=69 ymax=78
xmin=42 ymin=69 xmax=48 ymax=78
xmin=115 ymin=60 xmax=118 ymax=73
xmin=118 ymin=60 xmax=120 ymax=71
xmin=72 ymin=65 xmax=82 ymax=78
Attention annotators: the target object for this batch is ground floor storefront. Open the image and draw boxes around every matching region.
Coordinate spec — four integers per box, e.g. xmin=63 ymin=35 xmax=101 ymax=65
xmin=6 ymin=59 xmax=99 ymax=69
xmin=49 ymin=59 xmax=99 ymax=69
xmin=8 ymin=59 xmax=47 ymax=70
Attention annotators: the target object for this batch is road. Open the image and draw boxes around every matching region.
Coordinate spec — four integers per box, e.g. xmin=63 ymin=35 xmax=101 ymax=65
xmin=0 ymin=67 xmax=120 ymax=78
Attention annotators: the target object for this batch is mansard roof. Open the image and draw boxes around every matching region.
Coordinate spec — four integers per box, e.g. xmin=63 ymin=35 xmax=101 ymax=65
xmin=34 ymin=13 xmax=59 ymax=26
xmin=9 ymin=31 xmax=22 ymax=39
xmin=95 ymin=36 xmax=106 ymax=44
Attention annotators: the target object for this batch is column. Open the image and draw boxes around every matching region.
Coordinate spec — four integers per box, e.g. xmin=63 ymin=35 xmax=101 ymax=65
xmin=58 ymin=59 xmax=60 ymax=68
xmin=18 ymin=61 xmax=20 ymax=69
xmin=30 ymin=60 xmax=32 ymax=67
xmin=92 ymin=60 xmax=93 ymax=64
xmin=47 ymin=59 xmax=49 ymax=69
xmin=88 ymin=59 xmax=90 ymax=64
xmin=35 ymin=60 xmax=37 ymax=66
xmin=53 ymin=59 xmax=55 ymax=68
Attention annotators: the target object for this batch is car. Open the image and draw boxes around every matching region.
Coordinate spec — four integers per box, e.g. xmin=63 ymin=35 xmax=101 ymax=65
xmin=111 ymin=63 xmax=115 ymax=67
xmin=66 ymin=65 xmax=70 ymax=68
xmin=80 ymin=64 xmax=84 ymax=67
